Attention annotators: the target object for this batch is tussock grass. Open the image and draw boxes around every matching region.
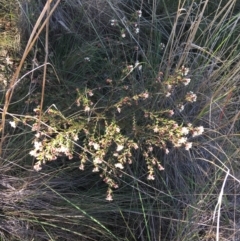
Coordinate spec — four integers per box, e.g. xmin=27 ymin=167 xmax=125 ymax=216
xmin=1 ymin=0 xmax=240 ymax=240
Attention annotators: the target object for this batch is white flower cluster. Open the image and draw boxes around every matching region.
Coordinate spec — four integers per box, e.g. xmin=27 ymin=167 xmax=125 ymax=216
xmin=192 ymin=126 xmax=204 ymax=137
xmin=136 ymin=10 xmax=142 ymax=18
xmin=171 ymin=125 xmax=204 ymax=151
xmin=164 ymin=66 xmax=193 ymax=98
xmin=110 ymin=19 xmax=118 ymax=26
xmin=185 ymin=91 xmax=197 ymax=102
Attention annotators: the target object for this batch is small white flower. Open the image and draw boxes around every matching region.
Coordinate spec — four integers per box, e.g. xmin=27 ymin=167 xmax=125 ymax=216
xmin=181 ymin=127 xmax=189 ymax=135
xmin=116 ymin=144 xmax=124 ymax=152
xmin=158 ymin=164 xmax=165 ymax=170
xmin=178 ymin=137 xmax=187 ymax=144
xmin=110 ymin=19 xmax=118 ymax=26
xmin=136 ymin=10 xmax=142 ymax=18
xmin=84 ymin=106 xmax=90 ymax=112
xmin=106 ymin=194 xmax=113 ymax=201
xmin=121 ymin=32 xmax=126 ymax=38
xmin=115 ymin=127 xmax=120 ymax=133
xmin=33 ymin=161 xmax=42 ymax=172
xmin=127 ymin=65 xmax=134 ymax=72
xmin=117 ymin=107 xmax=121 ymax=113
xmin=93 ymin=157 xmax=103 ymax=164
xmin=84 ymin=57 xmax=90 ymax=62
xmin=9 ymin=121 xmax=16 ymax=128
xmin=79 ymin=164 xmax=84 ymax=170
xmin=58 ymin=146 xmax=69 ymax=153
xmin=173 ymin=123 xmax=179 ymax=129
xmin=175 ymin=137 xmax=187 ymax=147
xmin=168 ymin=110 xmax=174 ymax=117
xmin=132 ymin=143 xmax=139 ymax=149
xmin=147 ymin=174 xmax=155 ymax=180
xmin=135 ymin=60 xmax=142 ymax=71
xmin=178 ymin=104 xmax=185 ymax=112
xmin=184 ymin=68 xmax=189 ymax=76
xmin=165 ymin=92 xmax=171 ymax=97
xmin=5 ymin=56 xmax=13 ymax=65
xmin=182 ymin=78 xmax=191 ymax=86
xmin=181 ymin=66 xmax=189 ymax=76
xmin=35 ymin=132 xmax=41 ymax=138
xmin=185 ymin=91 xmax=197 ymax=102
xmin=142 ymin=92 xmax=149 ymax=99
xmin=192 ymin=126 xmax=204 ymax=137
xmin=29 ymin=149 xmax=37 ymax=157
xmin=34 ymin=141 xmax=42 ymax=151
xmin=135 ymin=27 xmax=140 ymax=34
xmin=92 ymin=166 xmax=99 ymax=172
xmin=185 ymin=142 xmax=192 ymax=150
xmin=88 ymin=90 xmax=94 ymax=96
xmin=165 ymin=148 xmax=169 ymax=154
xmin=68 ymin=154 xmax=73 ymax=160
xmin=115 ymin=163 xmax=124 ymax=169
xmin=93 ymin=143 xmax=100 ymax=150
xmin=73 ymin=134 xmax=79 ymax=141
xmin=106 ymin=78 xmax=112 ymax=84
xmin=153 ymin=126 xmax=159 ymax=133
xmin=159 ymin=43 xmax=165 ymax=50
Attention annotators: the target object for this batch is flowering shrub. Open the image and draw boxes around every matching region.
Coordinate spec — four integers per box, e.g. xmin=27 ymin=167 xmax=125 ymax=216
xmin=18 ymin=10 xmax=205 ymax=201
xmin=24 ymin=62 xmax=204 ymax=200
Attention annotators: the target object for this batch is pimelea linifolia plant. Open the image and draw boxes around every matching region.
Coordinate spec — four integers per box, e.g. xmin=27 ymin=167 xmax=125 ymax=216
xmin=20 ymin=63 xmax=204 ymax=201
xmin=11 ymin=10 xmax=204 ymax=201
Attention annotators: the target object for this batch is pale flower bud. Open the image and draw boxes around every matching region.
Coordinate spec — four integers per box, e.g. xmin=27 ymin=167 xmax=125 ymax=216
xmin=115 ymin=163 xmax=124 ymax=169
xmin=116 ymin=145 xmax=124 ymax=152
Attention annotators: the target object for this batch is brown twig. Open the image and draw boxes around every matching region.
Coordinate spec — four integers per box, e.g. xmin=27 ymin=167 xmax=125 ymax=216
xmin=38 ymin=0 xmax=50 ymax=134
